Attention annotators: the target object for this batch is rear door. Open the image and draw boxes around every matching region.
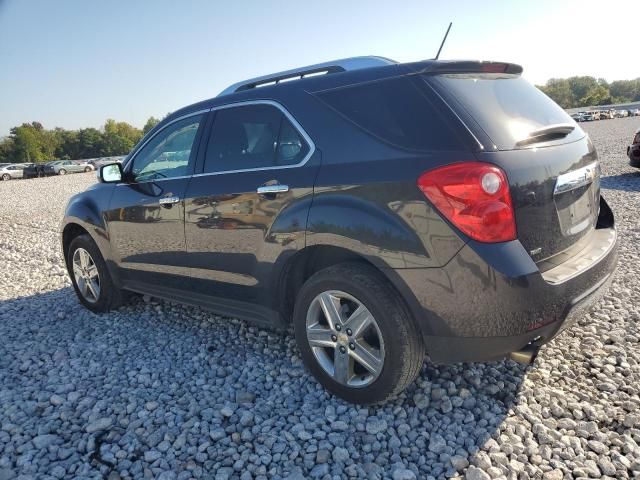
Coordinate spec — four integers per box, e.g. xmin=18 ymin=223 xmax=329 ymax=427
xmin=427 ymin=72 xmax=599 ymax=264
xmin=183 ymin=101 xmax=319 ymax=313
xmin=106 ymin=112 xmax=207 ymax=290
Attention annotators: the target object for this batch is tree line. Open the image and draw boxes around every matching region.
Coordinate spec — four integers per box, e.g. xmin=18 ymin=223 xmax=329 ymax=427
xmin=537 ymin=77 xmax=640 ymax=109
xmin=0 ymin=117 xmax=161 ymax=164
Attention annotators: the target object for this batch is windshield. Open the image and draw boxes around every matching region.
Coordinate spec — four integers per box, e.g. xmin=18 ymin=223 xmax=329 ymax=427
xmin=428 ymin=73 xmax=585 ymax=150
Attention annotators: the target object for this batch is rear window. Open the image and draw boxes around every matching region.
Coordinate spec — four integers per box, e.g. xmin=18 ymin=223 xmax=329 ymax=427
xmin=428 ymin=74 xmax=584 ymax=150
xmin=316 ymin=77 xmax=463 ymax=151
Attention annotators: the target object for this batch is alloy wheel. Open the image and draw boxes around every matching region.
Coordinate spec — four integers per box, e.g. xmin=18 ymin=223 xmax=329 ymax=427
xmin=1 ymin=174 xmax=9 ymax=181
xmin=306 ymin=290 xmax=385 ymax=387
xmin=72 ymin=247 xmax=101 ymax=303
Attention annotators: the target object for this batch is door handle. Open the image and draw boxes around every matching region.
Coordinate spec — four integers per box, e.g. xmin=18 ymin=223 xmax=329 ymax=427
xmin=257 ymin=184 xmax=289 ymax=195
xmin=159 ymin=196 xmax=180 ymax=205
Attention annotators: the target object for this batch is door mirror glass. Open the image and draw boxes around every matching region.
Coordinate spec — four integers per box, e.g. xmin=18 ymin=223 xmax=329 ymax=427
xmin=99 ymin=163 xmax=123 ymax=183
xmin=277 ymin=141 xmax=302 ymax=162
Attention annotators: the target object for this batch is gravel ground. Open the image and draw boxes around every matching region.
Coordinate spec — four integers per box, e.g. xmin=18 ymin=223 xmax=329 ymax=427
xmin=0 ymin=117 xmax=639 ymax=480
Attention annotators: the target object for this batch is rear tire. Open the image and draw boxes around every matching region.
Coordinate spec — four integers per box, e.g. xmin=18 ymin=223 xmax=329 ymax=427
xmin=67 ymin=234 xmax=125 ymax=313
xmin=293 ymin=262 xmax=425 ymax=404
xmin=84 ymin=166 xmax=92 ymax=172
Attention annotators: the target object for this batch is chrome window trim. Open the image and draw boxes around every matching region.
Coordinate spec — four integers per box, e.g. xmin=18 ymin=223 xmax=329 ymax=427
xmin=118 ymin=100 xmax=315 ymax=185
xmin=121 ymin=108 xmax=210 ymax=174
xmin=193 ymin=99 xmax=316 ymax=178
xmin=116 ymin=175 xmax=193 ymax=186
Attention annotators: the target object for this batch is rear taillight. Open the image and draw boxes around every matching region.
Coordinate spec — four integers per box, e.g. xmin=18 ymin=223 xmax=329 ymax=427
xmin=417 ymin=162 xmax=516 ymax=243
xmin=633 ymin=133 xmax=640 ymax=145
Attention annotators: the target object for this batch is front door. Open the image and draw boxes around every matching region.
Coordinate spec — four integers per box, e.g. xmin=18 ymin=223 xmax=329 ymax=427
xmin=184 ymin=102 xmax=319 ymax=315
xmin=106 ymin=112 xmax=206 ymax=290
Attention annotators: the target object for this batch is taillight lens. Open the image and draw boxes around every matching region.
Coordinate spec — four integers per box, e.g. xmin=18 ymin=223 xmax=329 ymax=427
xmin=633 ymin=133 xmax=640 ymax=145
xmin=417 ymin=162 xmax=516 ymax=243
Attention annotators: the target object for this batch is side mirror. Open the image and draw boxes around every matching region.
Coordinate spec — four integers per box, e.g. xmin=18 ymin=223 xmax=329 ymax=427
xmin=277 ymin=141 xmax=302 ymax=162
xmin=98 ymin=163 xmax=123 ymax=183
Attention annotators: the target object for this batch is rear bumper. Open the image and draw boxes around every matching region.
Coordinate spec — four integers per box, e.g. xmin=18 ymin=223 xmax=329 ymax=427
xmin=386 ymin=197 xmax=618 ymax=363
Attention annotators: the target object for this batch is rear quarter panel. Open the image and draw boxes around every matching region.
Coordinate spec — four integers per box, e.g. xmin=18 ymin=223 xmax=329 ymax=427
xmin=306 ymin=152 xmax=471 ymax=269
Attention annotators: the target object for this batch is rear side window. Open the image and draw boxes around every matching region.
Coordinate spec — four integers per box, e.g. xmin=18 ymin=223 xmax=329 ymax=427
xmin=315 ymin=77 xmax=462 ymax=151
xmin=204 ymin=104 xmax=310 ymax=173
xmin=428 ymin=74 xmax=584 ymax=150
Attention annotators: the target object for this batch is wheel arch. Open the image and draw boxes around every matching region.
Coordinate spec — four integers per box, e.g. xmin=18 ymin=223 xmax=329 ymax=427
xmin=62 ymin=222 xmax=90 ymax=261
xmin=276 ymin=245 xmax=423 ymax=332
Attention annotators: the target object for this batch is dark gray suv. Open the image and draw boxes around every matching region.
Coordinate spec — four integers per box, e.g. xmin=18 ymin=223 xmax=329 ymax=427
xmin=61 ymin=56 xmax=617 ymax=404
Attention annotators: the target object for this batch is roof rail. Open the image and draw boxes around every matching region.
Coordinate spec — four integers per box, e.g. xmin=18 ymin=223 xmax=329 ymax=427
xmin=217 ymin=56 xmax=396 ymax=97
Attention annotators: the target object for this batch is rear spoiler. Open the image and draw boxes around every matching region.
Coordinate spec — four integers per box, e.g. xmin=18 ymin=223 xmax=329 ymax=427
xmin=413 ymin=60 xmax=523 ymax=76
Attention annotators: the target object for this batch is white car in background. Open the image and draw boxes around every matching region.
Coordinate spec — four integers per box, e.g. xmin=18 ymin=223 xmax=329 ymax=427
xmin=0 ymin=163 xmax=31 ymax=181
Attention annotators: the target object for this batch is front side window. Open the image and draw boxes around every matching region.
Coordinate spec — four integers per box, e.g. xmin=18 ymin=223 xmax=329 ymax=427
xmin=204 ymin=104 xmax=309 ymax=173
xmin=131 ymin=114 xmax=202 ymax=181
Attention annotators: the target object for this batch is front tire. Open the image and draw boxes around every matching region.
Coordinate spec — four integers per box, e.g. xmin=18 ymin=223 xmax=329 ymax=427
xmin=1 ymin=174 xmax=10 ymax=181
xmin=67 ymin=234 xmax=125 ymax=313
xmin=293 ymin=263 xmax=425 ymax=404
xmin=58 ymin=169 xmax=66 ymax=175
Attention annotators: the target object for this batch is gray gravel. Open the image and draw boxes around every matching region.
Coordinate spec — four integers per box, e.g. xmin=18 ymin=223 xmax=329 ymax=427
xmin=0 ymin=117 xmax=639 ymax=479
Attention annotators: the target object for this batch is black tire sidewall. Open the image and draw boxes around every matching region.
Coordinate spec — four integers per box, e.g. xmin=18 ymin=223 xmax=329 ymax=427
xmin=293 ymin=264 xmax=419 ymax=404
xmin=67 ymin=234 xmax=119 ymax=313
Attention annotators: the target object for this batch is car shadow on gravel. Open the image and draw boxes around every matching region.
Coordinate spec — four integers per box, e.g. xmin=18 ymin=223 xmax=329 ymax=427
xmin=0 ymin=287 xmax=529 ymax=479
xmin=600 ymin=171 xmax=640 ymax=192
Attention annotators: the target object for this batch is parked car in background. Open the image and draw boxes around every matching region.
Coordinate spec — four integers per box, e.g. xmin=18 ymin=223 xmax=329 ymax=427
xmin=614 ymin=109 xmax=628 ymax=118
xmin=87 ymin=156 xmax=125 ymax=169
xmin=581 ymin=112 xmax=595 ymax=121
xmin=628 ymin=127 xmax=640 ymax=168
xmin=61 ymin=56 xmax=618 ymax=403
xmin=23 ymin=162 xmax=50 ymax=178
xmin=72 ymin=160 xmax=96 ymax=172
xmin=631 ymin=109 xmax=640 ymax=117
xmin=0 ymin=163 xmax=30 ymax=180
xmin=570 ymin=113 xmax=583 ymax=122
xmin=44 ymin=160 xmax=94 ymax=176
xmin=598 ymin=110 xmax=612 ymax=120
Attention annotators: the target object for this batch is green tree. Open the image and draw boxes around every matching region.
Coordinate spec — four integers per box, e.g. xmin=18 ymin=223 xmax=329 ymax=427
xmin=0 ymin=137 xmax=17 ymax=163
xmin=102 ymin=119 xmax=143 ymax=156
xmin=10 ymin=123 xmax=46 ymax=162
xmin=77 ymin=128 xmax=105 ymax=158
xmin=609 ymin=79 xmax=640 ymax=102
xmin=538 ymin=78 xmax=575 ymax=108
xmin=143 ymin=116 xmax=160 ymax=135
xmin=567 ymin=76 xmax=599 ymax=104
xmin=580 ymin=85 xmax=611 ymax=106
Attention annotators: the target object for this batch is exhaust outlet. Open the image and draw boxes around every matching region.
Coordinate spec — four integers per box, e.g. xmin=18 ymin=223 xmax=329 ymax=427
xmin=508 ymin=345 xmax=540 ymax=365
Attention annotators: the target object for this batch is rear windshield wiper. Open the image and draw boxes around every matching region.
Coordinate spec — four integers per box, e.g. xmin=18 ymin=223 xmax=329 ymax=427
xmin=515 ymin=123 xmax=575 ymax=147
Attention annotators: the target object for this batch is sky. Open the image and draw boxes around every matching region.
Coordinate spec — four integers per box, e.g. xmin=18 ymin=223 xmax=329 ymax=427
xmin=0 ymin=0 xmax=636 ymax=137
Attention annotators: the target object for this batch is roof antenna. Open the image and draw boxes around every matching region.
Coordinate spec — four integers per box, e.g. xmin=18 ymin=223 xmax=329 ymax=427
xmin=434 ymin=22 xmax=453 ymax=60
